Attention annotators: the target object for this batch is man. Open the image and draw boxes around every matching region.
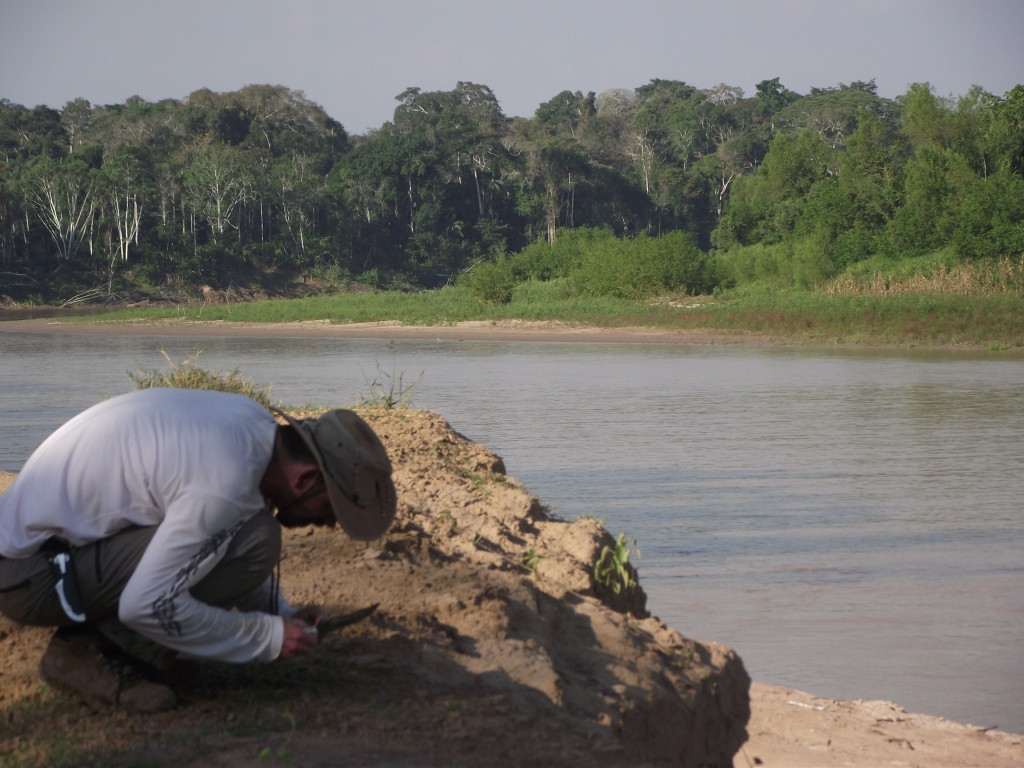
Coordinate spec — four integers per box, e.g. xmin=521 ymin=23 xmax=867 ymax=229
xmin=0 ymin=387 xmax=396 ymax=713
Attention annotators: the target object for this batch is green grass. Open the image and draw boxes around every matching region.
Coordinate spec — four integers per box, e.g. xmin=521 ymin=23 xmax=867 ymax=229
xmin=840 ymin=248 xmax=963 ymax=281
xmin=93 ymin=282 xmax=650 ymax=325
xmin=81 ymin=280 xmax=1024 ymax=347
xmin=693 ymin=287 xmax=1024 ymax=346
xmin=130 ymin=351 xmax=278 ymax=407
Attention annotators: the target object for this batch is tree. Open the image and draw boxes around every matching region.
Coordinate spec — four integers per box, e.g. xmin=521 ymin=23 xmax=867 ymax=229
xmin=100 ymin=148 xmax=145 ymax=264
xmin=773 ymin=86 xmax=896 ymax=150
xmin=991 ymin=85 xmax=1024 ymax=176
xmin=0 ymin=102 xmax=66 ymax=161
xmin=272 ymin=152 xmax=325 ymax=258
xmin=704 ymin=84 xmax=745 ymax=106
xmin=335 ymin=82 xmax=517 ymax=275
xmin=60 ymin=99 xmax=94 ymax=154
xmin=534 ymin=90 xmax=596 ymax=137
xmin=506 ymin=117 xmax=587 ymax=243
xmin=181 ymin=140 xmax=248 ymax=243
xmin=26 ymin=156 xmax=95 ymax=262
xmin=755 ymin=78 xmax=799 ymax=118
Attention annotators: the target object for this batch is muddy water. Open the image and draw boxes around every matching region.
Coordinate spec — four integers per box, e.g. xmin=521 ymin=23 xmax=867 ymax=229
xmin=1 ymin=331 xmax=1022 ymax=732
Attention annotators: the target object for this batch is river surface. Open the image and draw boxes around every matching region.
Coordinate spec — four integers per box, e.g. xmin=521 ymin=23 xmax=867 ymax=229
xmin=1 ymin=331 xmax=1022 ymax=732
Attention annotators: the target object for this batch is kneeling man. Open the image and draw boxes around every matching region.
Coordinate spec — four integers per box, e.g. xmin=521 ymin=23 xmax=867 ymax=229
xmin=0 ymin=387 xmax=395 ymax=712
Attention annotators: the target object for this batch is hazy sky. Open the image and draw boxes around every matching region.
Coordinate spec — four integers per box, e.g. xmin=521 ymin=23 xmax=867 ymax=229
xmin=2 ymin=0 xmax=1022 ymax=134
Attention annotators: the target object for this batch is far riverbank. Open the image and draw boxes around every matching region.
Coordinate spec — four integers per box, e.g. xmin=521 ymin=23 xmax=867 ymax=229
xmin=3 ymin=285 xmax=1020 ymax=349
xmin=4 ymin=314 xmax=1024 ymax=353
xmin=0 ymin=316 xmax=775 ymax=345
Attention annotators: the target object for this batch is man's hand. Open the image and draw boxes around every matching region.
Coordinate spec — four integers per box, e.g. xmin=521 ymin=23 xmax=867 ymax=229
xmin=280 ymin=617 xmax=317 ymax=659
xmin=278 ymin=605 xmax=326 ymax=660
xmin=292 ymin=605 xmax=325 ymax=626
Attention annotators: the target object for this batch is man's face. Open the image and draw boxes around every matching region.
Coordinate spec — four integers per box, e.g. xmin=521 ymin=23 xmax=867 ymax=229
xmin=276 ymin=484 xmax=335 ymax=528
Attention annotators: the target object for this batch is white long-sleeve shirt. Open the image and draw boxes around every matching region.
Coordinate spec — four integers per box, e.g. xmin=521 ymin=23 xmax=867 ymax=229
xmin=0 ymin=388 xmax=294 ymax=662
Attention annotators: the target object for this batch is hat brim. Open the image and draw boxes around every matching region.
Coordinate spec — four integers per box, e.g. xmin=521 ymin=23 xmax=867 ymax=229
xmin=272 ymin=408 xmax=396 ymax=541
xmin=322 ymin=470 xmax=396 ymax=541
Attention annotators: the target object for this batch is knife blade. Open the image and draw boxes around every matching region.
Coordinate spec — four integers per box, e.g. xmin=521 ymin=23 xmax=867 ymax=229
xmin=302 ymin=603 xmax=380 ymax=639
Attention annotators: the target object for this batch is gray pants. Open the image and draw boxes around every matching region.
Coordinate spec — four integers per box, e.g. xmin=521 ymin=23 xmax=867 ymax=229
xmin=0 ymin=510 xmax=281 ymax=668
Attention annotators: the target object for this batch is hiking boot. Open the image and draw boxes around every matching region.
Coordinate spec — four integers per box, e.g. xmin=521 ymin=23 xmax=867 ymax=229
xmin=38 ymin=627 xmax=177 ymax=713
xmin=150 ymin=657 xmax=202 ymax=689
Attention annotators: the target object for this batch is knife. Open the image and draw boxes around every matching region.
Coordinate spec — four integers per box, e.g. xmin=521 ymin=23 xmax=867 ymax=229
xmin=302 ymin=603 xmax=380 ymax=639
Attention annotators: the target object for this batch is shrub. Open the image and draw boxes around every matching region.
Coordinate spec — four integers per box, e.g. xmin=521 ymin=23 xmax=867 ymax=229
xmin=952 ymin=173 xmax=1024 ymax=260
xmin=574 ymin=231 xmax=711 ymax=299
xmin=463 ymin=227 xmax=712 ymax=301
xmin=461 ymin=259 xmax=517 ymax=304
xmin=714 ymin=234 xmax=833 ymax=289
xmin=511 ymin=227 xmax=616 ymax=282
xmin=356 ymin=268 xmax=380 ymax=288
xmin=510 ymin=277 xmax=575 ymax=304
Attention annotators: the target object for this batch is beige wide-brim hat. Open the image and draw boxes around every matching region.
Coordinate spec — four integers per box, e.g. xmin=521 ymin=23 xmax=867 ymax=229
xmin=271 ymin=407 xmax=397 ymax=541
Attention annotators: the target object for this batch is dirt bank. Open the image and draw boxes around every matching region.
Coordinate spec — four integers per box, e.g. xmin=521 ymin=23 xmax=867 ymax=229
xmin=0 ymin=410 xmax=749 ymax=767
xmin=1 ymin=412 xmax=1022 ymax=767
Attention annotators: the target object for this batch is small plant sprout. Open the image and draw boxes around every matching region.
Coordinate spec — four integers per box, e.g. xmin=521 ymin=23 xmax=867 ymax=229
xmin=359 ymin=347 xmax=423 ymax=409
xmin=522 ymin=547 xmax=544 ymax=572
xmin=437 ymin=509 xmax=457 ymax=532
xmin=594 ymin=533 xmax=639 ymax=595
xmin=257 ymin=708 xmax=296 ymax=764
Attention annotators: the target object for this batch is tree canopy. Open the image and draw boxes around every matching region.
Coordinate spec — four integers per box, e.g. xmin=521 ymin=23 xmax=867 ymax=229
xmin=1 ymin=77 xmax=1022 ymax=301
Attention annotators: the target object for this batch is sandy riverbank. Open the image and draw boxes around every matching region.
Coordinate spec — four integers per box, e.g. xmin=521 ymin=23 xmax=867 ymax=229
xmin=0 ymin=316 xmax=774 ymax=345
xmin=735 ymin=682 xmax=1022 ymax=767
xmin=2 ymin=315 xmax=1013 ymax=351
xmin=1 ymin=412 xmax=1022 ymax=767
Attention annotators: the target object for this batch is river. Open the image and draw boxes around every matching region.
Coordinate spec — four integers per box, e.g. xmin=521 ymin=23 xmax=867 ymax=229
xmin=1 ymin=330 xmax=1022 ymax=732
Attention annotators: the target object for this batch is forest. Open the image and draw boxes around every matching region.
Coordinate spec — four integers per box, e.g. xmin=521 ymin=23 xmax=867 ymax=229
xmin=0 ymin=77 xmax=1022 ymax=305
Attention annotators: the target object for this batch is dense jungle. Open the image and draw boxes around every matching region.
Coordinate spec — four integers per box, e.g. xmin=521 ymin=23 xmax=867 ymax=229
xmin=1 ymin=78 xmax=1022 ymax=306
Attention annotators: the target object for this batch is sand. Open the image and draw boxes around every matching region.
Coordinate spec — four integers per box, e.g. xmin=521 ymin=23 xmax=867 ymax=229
xmin=0 ymin=316 xmax=772 ymax=345
xmin=736 ymin=682 xmax=1022 ymax=767
xmin=0 ymin=413 xmax=1021 ymax=767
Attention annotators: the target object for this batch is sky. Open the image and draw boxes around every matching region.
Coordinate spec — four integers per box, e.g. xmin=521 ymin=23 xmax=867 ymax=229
xmin=1 ymin=0 xmax=1022 ymax=135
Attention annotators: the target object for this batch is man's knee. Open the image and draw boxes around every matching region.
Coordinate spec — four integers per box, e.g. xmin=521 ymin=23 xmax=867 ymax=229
xmin=0 ymin=555 xmax=66 ymax=627
xmin=223 ymin=509 xmax=281 ymax=576
xmin=190 ymin=510 xmax=280 ymax=607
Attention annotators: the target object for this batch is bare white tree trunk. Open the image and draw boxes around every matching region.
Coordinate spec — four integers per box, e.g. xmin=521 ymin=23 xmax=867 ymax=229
xmin=183 ymin=143 xmax=244 ymax=243
xmin=626 ymin=128 xmax=656 ymax=196
xmin=29 ymin=166 xmax=95 ymax=261
xmin=546 ymin=180 xmax=558 ymax=244
xmin=714 ymin=170 xmax=737 ymax=218
xmin=473 ymin=166 xmax=485 ymax=216
xmin=110 ymin=191 xmax=141 ymax=261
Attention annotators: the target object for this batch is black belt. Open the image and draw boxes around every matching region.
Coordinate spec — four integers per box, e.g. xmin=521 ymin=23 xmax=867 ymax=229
xmin=39 ymin=537 xmax=72 ymax=554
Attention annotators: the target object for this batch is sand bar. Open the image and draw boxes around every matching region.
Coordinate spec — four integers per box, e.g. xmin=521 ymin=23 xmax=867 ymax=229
xmin=0 ymin=316 xmax=771 ymax=344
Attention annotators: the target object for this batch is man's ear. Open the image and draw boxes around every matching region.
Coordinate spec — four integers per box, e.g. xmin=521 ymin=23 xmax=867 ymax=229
xmin=284 ymin=462 xmax=323 ymax=497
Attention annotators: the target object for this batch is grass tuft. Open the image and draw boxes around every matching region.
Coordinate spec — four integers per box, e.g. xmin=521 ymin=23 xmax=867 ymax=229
xmin=825 ymin=255 xmax=1024 ymax=297
xmin=358 ymin=353 xmax=421 ymax=410
xmin=129 ymin=350 xmax=277 ymax=408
